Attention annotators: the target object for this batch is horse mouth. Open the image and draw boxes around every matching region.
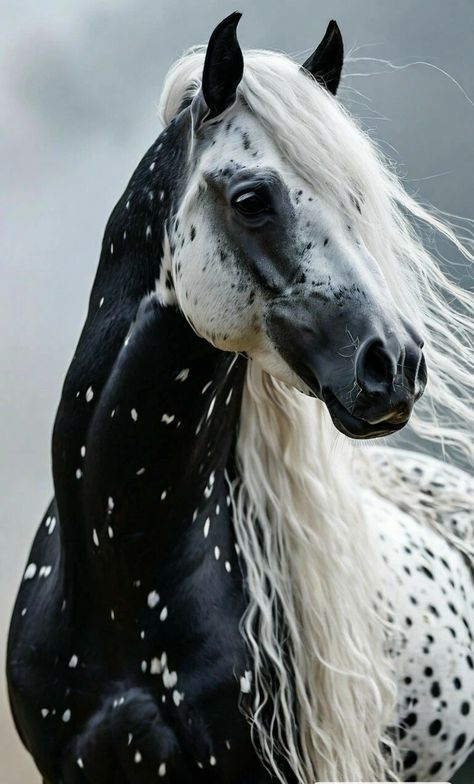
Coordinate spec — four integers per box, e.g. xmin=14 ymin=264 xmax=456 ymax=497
xmin=322 ymin=389 xmax=409 ymax=440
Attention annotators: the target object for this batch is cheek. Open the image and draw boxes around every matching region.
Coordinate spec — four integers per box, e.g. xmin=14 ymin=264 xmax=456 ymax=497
xmin=172 ymin=230 xmax=261 ymax=352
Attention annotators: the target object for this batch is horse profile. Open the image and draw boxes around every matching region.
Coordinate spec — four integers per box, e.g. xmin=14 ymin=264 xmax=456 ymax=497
xmin=7 ymin=13 xmax=474 ymax=783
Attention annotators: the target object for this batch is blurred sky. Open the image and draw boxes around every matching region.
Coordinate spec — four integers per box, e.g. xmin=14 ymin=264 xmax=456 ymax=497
xmin=1 ymin=1 xmax=473 ymax=780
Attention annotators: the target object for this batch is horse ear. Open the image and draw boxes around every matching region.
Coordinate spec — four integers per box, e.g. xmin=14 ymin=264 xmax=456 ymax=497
xmin=301 ymin=20 xmax=343 ymax=95
xmin=201 ymin=12 xmax=244 ymax=120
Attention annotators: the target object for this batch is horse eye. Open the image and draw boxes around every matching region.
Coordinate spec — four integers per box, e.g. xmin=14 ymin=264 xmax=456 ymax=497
xmin=232 ymin=190 xmax=269 ymax=216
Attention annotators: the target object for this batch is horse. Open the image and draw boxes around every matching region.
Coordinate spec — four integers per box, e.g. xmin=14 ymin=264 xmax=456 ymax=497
xmin=7 ymin=13 xmax=474 ymax=783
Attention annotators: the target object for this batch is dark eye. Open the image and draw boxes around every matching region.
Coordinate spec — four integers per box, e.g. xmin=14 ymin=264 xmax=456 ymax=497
xmin=232 ymin=190 xmax=269 ymax=217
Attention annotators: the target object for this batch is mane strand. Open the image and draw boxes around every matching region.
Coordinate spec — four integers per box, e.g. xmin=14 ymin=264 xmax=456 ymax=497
xmin=160 ymin=46 xmax=474 ymax=782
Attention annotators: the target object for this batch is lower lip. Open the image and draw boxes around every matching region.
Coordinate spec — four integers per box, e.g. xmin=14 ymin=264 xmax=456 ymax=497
xmin=323 ymin=389 xmax=408 ymax=440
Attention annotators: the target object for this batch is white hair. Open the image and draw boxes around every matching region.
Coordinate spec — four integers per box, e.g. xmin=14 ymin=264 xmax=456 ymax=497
xmin=159 ymin=47 xmax=474 ymax=782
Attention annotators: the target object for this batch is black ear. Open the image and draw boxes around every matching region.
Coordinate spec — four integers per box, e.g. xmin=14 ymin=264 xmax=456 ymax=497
xmin=201 ymin=12 xmax=244 ymax=120
xmin=301 ymin=20 xmax=343 ymax=95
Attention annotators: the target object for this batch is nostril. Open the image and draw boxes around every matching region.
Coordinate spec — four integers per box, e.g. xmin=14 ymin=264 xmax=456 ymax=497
xmin=356 ymin=338 xmax=396 ymax=393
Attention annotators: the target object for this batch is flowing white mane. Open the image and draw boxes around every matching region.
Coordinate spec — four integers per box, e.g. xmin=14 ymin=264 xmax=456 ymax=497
xmin=160 ymin=48 xmax=474 ymax=782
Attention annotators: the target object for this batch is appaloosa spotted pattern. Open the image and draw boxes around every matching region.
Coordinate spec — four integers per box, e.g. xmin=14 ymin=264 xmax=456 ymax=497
xmin=7 ymin=12 xmax=473 ymax=784
xmin=364 ymin=450 xmax=474 ymax=781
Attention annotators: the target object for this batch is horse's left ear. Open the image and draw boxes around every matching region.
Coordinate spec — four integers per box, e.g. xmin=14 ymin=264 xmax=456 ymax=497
xmin=301 ymin=20 xmax=343 ymax=95
xmin=200 ymin=11 xmax=244 ymax=121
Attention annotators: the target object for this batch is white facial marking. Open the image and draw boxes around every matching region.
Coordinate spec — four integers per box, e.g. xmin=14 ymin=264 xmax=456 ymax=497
xmin=136 ymin=467 xmax=146 ymax=475
xmin=85 ymin=386 xmax=94 ymax=403
xmin=75 ymin=468 xmax=82 ymax=479
xmin=161 ymin=413 xmax=175 ymax=425
xmin=131 ymin=408 xmax=138 ymax=421
xmin=92 ymin=529 xmax=99 ymax=547
xmin=225 ymin=561 xmax=232 ymax=573
xmin=210 ymin=756 xmax=216 ymax=766
xmin=39 ymin=565 xmax=52 ymax=578
xmin=62 ymin=709 xmax=71 ymax=723
xmin=80 ymin=445 xmax=86 ymax=457
xmin=203 ymin=518 xmax=210 ymax=538
xmin=41 ymin=708 xmax=49 ymax=718
xmin=107 ymin=526 xmax=114 ymax=539
xmin=77 ymin=758 xmax=84 ymax=769
xmin=214 ymin=546 xmax=220 ymax=560
xmin=134 ymin=751 xmax=142 ymax=764
xmin=158 ymin=762 xmax=166 ymax=777
xmin=161 ymin=490 xmax=167 ymax=501
xmin=69 ymin=654 xmax=78 ymax=668
xmin=159 ymin=606 xmax=168 ymax=622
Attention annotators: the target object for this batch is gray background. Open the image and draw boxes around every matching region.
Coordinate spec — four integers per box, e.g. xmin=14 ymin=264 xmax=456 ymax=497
xmin=0 ymin=1 xmax=473 ymax=781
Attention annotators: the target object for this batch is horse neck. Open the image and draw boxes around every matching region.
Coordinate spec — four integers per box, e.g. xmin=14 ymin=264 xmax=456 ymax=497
xmin=53 ymin=295 xmax=246 ymax=609
xmin=51 ymin=118 xmax=247 ymax=611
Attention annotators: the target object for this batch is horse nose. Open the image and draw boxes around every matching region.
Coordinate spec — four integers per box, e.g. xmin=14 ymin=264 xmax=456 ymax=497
xmin=356 ymin=337 xmax=398 ymax=397
xmin=355 ymin=335 xmax=426 ymax=421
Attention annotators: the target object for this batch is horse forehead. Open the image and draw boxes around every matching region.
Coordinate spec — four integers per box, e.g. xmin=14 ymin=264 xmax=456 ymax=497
xmin=203 ymin=110 xmax=280 ymax=168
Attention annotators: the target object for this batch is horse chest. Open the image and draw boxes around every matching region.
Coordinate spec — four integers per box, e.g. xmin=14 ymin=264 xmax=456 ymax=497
xmin=8 ymin=496 xmax=270 ymax=783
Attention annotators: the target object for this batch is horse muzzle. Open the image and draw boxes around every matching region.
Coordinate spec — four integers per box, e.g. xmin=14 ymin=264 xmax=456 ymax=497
xmin=267 ymin=304 xmax=427 ymax=440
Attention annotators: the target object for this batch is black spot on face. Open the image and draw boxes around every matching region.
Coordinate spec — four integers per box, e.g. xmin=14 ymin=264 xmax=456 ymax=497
xmin=190 ymin=225 xmax=196 ymax=241
xmin=419 ymin=565 xmax=434 ymax=580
